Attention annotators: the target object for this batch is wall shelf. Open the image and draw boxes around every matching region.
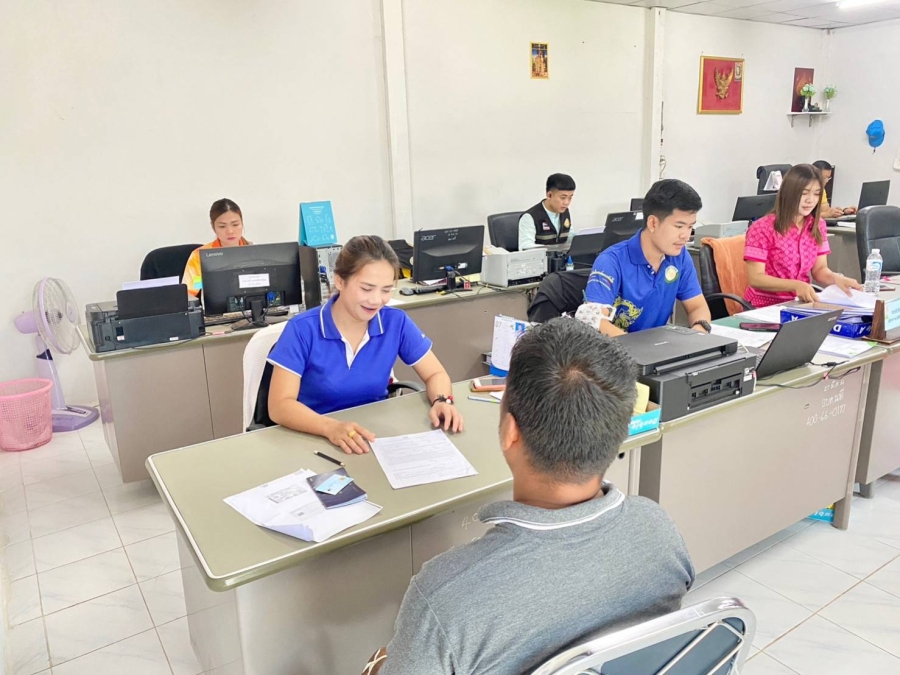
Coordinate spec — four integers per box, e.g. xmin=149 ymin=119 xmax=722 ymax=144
xmin=787 ymin=111 xmax=830 ymax=128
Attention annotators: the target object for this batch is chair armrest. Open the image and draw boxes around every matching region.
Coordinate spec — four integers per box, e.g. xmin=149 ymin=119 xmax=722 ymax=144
xmin=705 ymin=293 xmax=753 ymax=312
xmin=388 ymin=381 xmax=425 ymax=394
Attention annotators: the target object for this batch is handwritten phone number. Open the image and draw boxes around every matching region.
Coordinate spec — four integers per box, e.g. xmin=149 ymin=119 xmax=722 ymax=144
xmin=806 ymin=404 xmax=847 ymax=426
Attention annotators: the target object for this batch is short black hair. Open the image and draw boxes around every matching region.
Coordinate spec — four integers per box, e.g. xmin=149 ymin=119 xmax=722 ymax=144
xmin=642 ymin=179 xmax=702 ymax=223
xmin=503 ymin=318 xmax=637 ymax=482
xmin=812 ymin=160 xmax=833 ymax=172
xmin=546 ymin=173 xmax=576 ymax=193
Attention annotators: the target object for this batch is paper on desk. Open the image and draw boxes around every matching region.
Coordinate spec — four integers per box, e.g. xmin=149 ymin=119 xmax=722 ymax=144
xmin=818 ymin=335 xmax=876 ymax=359
xmin=387 ymin=298 xmax=407 ymax=306
xmin=817 ymin=286 xmax=877 ymax=311
xmin=224 ymin=469 xmax=381 ymax=543
xmin=710 ymin=324 xmax=775 ymax=349
xmin=736 ymin=306 xmax=783 ymax=323
xmin=122 ymin=276 xmax=180 ymax=291
xmin=371 ymin=430 xmax=477 ymax=489
xmin=491 ymin=391 xmax=504 ymax=401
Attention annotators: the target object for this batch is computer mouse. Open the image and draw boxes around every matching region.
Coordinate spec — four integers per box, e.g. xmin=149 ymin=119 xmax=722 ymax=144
xmin=400 ymin=288 xmax=415 ymax=296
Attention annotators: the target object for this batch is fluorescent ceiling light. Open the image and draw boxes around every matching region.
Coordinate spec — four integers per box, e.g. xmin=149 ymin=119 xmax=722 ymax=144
xmin=836 ymin=0 xmax=895 ymax=9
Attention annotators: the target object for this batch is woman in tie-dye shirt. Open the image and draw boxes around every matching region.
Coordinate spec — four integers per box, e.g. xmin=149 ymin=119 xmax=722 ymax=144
xmin=182 ymin=198 xmax=251 ymax=297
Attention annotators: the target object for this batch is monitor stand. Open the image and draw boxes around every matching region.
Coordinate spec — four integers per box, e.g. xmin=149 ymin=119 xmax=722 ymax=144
xmin=231 ymin=299 xmax=269 ymax=331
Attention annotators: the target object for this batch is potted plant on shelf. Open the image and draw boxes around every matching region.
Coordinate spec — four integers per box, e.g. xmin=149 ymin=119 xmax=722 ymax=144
xmin=800 ymin=83 xmax=817 ymax=112
xmin=823 ymin=85 xmax=837 ymax=112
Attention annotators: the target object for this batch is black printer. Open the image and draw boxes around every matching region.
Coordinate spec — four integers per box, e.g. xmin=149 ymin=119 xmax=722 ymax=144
xmin=86 ymin=284 xmax=203 ymax=352
xmin=618 ymin=325 xmax=756 ymax=422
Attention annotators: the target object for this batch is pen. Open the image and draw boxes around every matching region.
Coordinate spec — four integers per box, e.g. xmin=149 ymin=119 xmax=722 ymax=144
xmin=468 ymin=395 xmax=500 ymax=404
xmin=314 ymin=451 xmax=345 ymax=467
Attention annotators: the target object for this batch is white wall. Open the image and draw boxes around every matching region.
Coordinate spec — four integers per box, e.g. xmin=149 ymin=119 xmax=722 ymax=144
xmin=401 ymin=0 xmax=650 ymax=230
xmin=663 ymin=13 xmax=827 ymax=223
xmin=0 ymin=0 xmax=392 ymax=402
xmin=819 ymin=19 xmax=900 ymax=208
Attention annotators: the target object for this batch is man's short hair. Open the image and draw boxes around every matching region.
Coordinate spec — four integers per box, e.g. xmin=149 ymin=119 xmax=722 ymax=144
xmin=642 ymin=179 xmax=702 ymax=223
xmin=812 ymin=160 xmax=834 ymax=172
xmin=503 ymin=318 xmax=637 ymax=481
xmin=546 ymin=173 xmax=576 ymax=193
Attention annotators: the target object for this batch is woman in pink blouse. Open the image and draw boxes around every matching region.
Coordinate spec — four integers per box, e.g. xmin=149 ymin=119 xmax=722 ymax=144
xmin=743 ymin=164 xmax=862 ymax=308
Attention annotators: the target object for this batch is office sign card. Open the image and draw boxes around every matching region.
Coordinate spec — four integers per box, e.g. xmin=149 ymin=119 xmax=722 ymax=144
xmin=299 ymin=201 xmax=338 ymax=246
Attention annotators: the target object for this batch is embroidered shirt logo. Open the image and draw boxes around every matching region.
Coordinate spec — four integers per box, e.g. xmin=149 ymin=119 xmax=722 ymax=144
xmin=664 ymin=265 xmax=679 ymax=283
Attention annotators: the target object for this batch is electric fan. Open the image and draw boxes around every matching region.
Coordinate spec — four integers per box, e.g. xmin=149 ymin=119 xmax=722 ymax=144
xmin=13 ymin=277 xmax=100 ymax=432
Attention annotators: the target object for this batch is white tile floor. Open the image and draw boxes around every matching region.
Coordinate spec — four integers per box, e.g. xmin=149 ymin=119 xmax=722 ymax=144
xmin=2 ymin=422 xmax=900 ymax=674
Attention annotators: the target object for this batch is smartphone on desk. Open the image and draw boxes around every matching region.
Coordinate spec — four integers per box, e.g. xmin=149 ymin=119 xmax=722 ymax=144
xmin=739 ymin=322 xmax=781 ymax=332
xmin=471 ymin=377 xmax=506 ymax=392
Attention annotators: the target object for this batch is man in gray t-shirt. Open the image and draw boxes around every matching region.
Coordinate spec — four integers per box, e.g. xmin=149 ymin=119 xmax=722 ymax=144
xmin=364 ymin=319 xmax=694 ymax=675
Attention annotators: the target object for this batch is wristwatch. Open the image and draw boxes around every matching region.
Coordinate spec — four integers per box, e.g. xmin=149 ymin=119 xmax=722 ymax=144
xmin=431 ymin=395 xmax=454 ymax=407
xmin=691 ymin=320 xmax=712 ymax=333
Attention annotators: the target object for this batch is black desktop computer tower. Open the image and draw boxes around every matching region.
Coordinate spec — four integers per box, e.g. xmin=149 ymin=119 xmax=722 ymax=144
xmin=300 ymin=245 xmax=343 ymax=309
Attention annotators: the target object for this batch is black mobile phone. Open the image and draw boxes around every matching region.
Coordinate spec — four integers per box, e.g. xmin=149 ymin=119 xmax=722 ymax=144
xmin=739 ymin=322 xmax=781 ymax=332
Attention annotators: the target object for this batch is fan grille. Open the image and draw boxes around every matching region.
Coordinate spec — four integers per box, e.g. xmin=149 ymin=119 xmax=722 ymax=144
xmin=33 ymin=278 xmax=81 ymax=354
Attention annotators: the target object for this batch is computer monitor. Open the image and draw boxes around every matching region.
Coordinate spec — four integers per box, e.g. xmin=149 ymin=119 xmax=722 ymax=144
xmin=858 ymin=180 xmax=891 ymax=210
xmin=412 ymin=226 xmax=484 ymax=286
xmin=200 ymin=242 xmax=302 ymax=320
xmin=601 ymin=211 xmax=643 ymax=251
xmin=567 ymin=232 xmax=606 ymax=269
xmin=629 ymin=198 xmax=644 ymax=212
xmin=733 ymin=194 xmax=776 ymax=222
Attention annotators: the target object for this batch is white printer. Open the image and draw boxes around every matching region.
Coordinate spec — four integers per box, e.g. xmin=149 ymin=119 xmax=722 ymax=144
xmin=481 ymin=248 xmax=547 ymax=287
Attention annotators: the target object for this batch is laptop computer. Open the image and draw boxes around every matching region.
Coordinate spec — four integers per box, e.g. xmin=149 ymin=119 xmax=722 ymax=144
xmin=827 ymin=180 xmax=891 ymax=223
xmin=751 ymin=310 xmax=843 ymax=379
xmin=567 ymin=232 xmax=606 ymax=269
xmin=617 ymin=325 xmax=738 ymax=376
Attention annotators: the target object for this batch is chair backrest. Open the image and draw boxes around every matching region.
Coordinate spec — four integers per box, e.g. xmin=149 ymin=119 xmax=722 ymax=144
xmin=140 ymin=244 xmax=202 ymax=281
xmin=488 ymin=212 xmax=523 ymax=251
xmin=242 ymin=322 xmax=290 ymax=432
xmin=529 ymin=597 xmax=755 ymax=675
xmin=756 ymin=164 xmax=791 ymax=194
xmin=698 ymin=245 xmax=726 ymax=320
xmin=527 ymin=269 xmax=591 ymax=323
xmin=698 ymin=235 xmax=747 ymax=320
xmin=856 ymin=205 xmax=900 ymax=277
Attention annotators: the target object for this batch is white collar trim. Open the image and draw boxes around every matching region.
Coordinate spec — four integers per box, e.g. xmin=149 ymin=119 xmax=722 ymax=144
xmin=481 ymin=487 xmax=624 ymax=531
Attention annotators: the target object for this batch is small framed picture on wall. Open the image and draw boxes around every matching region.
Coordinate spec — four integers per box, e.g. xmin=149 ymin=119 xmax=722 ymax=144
xmin=698 ymin=55 xmax=744 ymax=114
xmin=531 ymin=42 xmax=549 ymax=80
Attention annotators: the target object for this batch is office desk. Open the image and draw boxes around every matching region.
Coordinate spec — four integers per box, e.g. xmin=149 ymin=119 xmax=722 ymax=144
xmin=825 ymin=224 xmax=861 ymax=281
xmin=147 ymin=381 xmax=654 ymax=675
xmin=640 ymin=345 xmax=885 ymax=573
xmin=80 ymin=282 xmax=535 ymax=482
xmin=856 ymin=341 xmax=900 ymax=498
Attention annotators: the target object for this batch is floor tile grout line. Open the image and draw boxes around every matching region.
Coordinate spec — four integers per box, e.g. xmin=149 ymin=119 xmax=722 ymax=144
xmin=814 ymin=613 xmax=900 ymax=662
xmin=778 ymin=530 xmax=900 ymax=579
xmin=754 ymin=649 xmax=803 ymax=675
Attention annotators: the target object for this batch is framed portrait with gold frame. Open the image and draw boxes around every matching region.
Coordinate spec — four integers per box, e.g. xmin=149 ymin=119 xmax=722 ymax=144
xmin=530 ymin=42 xmax=549 ymax=80
xmin=697 ymin=55 xmax=744 ymax=114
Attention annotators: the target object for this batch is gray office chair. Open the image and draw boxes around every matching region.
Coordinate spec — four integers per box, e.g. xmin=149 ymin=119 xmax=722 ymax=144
xmin=488 ymin=212 xmax=523 ymax=251
xmin=756 ymin=164 xmax=791 ymax=194
xmin=855 ymin=205 xmax=900 ymax=277
xmin=530 ymin=597 xmax=755 ymax=675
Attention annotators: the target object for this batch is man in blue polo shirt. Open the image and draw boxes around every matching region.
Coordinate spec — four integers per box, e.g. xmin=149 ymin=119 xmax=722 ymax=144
xmin=584 ymin=179 xmax=712 ymax=336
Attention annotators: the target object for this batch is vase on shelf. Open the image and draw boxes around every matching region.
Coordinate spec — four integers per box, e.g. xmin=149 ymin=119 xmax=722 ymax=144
xmin=802 ymin=97 xmax=810 ymax=113
xmin=825 ymin=99 xmax=831 ymax=113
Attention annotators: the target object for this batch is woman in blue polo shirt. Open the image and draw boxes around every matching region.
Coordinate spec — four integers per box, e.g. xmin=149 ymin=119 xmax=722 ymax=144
xmin=267 ymin=235 xmax=463 ymax=454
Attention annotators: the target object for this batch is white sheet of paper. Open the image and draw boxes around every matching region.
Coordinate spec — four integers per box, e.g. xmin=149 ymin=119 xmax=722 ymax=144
xmin=491 ymin=391 xmax=504 ymax=401
xmin=710 ymin=324 xmax=775 ymax=349
xmin=736 ymin=306 xmax=783 ymax=323
xmin=387 ymin=298 xmax=406 ymax=306
xmin=122 ymin=276 xmax=180 ymax=291
xmin=371 ymin=430 xmax=478 ymax=490
xmin=818 ymin=335 xmax=875 ymax=359
xmin=224 ymin=469 xmax=381 ymax=543
xmin=817 ymin=286 xmax=877 ymax=311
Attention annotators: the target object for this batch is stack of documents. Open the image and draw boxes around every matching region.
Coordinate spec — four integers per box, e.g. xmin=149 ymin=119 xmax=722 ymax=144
xmin=709 ymin=324 xmax=775 ymax=349
xmin=371 ymin=430 xmax=478 ymax=489
xmin=225 ymin=470 xmax=381 ymax=543
xmin=735 ymin=306 xmax=783 ymax=323
xmin=818 ymin=335 xmax=876 ymax=359
xmin=815 ymin=287 xmax=876 ymax=317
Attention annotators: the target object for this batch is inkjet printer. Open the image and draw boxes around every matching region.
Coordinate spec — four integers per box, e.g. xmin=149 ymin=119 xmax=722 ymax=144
xmin=481 ymin=248 xmax=547 ymax=287
xmin=617 ymin=325 xmax=756 ymax=422
xmin=86 ymin=284 xmax=203 ymax=352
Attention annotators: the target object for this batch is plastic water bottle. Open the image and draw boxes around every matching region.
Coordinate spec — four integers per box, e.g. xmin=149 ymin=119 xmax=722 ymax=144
xmin=566 ymin=256 xmax=574 ymax=272
xmin=864 ymin=249 xmax=883 ymax=294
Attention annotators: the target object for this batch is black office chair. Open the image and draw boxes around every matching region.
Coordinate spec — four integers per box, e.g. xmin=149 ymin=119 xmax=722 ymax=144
xmin=856 ymin=205 xmax=900 ymax=277
xmin=756 ymin=164 xmax=791 ymax=194
xmin=527 ymin=270 xmax=591 ymax=323
xmin=487 ymin=212 xmax=523 ymax=251
xmin=698 ymin=244 xmax=752 ymax=320
xmin=140 ymin=244 xmax=202 ymax=281
xmin=629 ymin=198 xmax=644 ymax=212
xmin=247 ymin=358 xmax=424 ymax=431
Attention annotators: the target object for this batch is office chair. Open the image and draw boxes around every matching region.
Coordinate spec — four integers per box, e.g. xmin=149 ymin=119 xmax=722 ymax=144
xmin=530 ymin=597 xmax=755 ymax=675
xmin=756 ymin=164 xmax=791 ymax=194
xmin=487 ymin=212 xmax=523 ymax=251
xmin=697 ymin=237 xmax=752 ymax=320
xmin=139 ymin=244 xmax=202 ymax=281
xmin=855 ymin=205 xmax=900 ymax=277
xmin=527 ymin=270 xmax=591 ymax=323
xmin=242 ymin=323 xmax=424 ymax=432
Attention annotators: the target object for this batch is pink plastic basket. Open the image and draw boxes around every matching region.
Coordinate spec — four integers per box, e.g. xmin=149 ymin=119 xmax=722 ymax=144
xmin=0 ymin=379 xmax=54 ymax=452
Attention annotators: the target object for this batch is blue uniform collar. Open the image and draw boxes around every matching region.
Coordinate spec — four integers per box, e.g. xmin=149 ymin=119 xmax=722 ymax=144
xmin=319 ymin=294 xmax=385 ymax=340
xmin=626 ymin=229 xmax=668 ymax=270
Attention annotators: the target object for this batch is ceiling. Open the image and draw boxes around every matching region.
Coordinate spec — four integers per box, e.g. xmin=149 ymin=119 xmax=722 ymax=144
xmin=595 ymin=0 xmax=900 ymax=28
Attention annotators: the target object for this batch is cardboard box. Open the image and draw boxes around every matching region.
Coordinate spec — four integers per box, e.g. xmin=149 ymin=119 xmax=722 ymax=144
xmin=779 ymin=307 xmax=872 ymax=339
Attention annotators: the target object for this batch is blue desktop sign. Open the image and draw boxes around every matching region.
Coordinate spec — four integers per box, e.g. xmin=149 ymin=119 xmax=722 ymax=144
xmin=299 ymin=201 xmax=338 ymax=247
